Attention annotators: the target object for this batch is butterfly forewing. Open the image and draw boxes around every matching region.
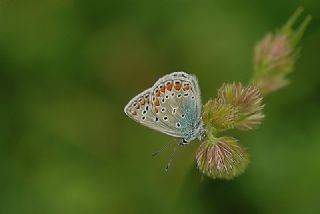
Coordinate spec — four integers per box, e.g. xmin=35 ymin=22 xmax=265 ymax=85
xmin=150 ymin=72 xmax=202 ymax=140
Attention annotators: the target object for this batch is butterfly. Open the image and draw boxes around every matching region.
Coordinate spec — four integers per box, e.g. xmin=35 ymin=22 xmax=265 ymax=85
xmin=124 ymin=72 xmax=204 ymax=145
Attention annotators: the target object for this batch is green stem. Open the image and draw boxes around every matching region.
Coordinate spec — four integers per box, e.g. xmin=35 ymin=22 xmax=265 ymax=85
xmin=206 ymin=127 xmax=219 ymax=144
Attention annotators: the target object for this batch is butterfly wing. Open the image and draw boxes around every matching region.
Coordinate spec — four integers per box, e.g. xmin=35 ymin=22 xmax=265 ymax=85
xmin=124 ymin=71 xmax=203 ymax=141
xmin=150 ymin=72 xmax=203 ymax=141
xmin=124 ymin=88 xmax=182 ymax=137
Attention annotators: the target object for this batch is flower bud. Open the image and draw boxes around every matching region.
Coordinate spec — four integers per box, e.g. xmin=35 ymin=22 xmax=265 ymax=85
xmin=196 ymin=137 xmax=249 ymax=179
xmin=253 ymin=7 xmax=311 ymax=94
xmin=216 ymin=83 xmax=264 ymax=130
xmin=202 ymin=99 xmax=239 ymax=131
xmin=254 ymin=34 xmax=294 ymax=75
xmin=253 ymin=33 xmax=293 ymax=93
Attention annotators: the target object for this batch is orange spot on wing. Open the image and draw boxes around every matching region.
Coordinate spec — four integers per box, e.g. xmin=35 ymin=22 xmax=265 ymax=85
xmin=139 ymin=98 xmax=145 ymax=105
xmin=160 ymin=84 xmax=165 ymax=93
xmin=153 ymin=98 xmax=160 ymax=106
xmin=153 ymin=106 xmax=158 ymax=113
xmin=183 ymin=84 xmax=190 ymax=90
xmin=166 ymin=82 xmax=172 ymax=91
xmin=145 ymin=95 xmax=150 ymax=104
xmin=174 ymin=81 xmax=182 ymax=90
xmin=155 ymin=89 xmax=161 ymax=97
xmin=133 ymin=102 xmax=140 ymax=109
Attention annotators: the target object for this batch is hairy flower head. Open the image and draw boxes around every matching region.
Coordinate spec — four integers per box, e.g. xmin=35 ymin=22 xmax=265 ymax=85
xmin=196 ymin=137 xmax=249 ymax=179
xmin=253 ymin=7 xmax=311 ymax=94
xmin=216 ymin=83 xmax=264 ymax=130
xmin=203 ymin=99 xmax=240 ymax=131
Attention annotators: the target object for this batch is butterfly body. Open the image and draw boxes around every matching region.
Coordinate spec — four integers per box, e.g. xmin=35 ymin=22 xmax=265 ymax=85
xmin=124 ymin=72 xmax=204 ymax=144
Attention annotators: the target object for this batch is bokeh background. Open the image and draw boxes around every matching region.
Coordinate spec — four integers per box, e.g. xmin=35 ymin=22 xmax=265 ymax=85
xmin=0 ymin=0 xmax=319 ymax=213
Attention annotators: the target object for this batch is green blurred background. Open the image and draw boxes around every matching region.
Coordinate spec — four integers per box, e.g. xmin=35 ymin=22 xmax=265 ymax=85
xmin=0 ymin=0 xmax=319 ymax=213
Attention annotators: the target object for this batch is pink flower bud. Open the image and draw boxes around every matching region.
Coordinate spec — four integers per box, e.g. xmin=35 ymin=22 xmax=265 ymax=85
xmin=196 ymin=137 xmax=249 ymax=179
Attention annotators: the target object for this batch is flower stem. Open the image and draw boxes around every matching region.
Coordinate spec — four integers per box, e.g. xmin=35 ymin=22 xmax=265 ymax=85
xmin=206 ymin=127 xmax=218 ymax=144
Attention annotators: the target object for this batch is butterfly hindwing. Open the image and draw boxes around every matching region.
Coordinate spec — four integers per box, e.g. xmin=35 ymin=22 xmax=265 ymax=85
xmin=124 ymin=89 xmax=181 ymax=137
xmin=124 ymin=89 xmax=154 ymax=126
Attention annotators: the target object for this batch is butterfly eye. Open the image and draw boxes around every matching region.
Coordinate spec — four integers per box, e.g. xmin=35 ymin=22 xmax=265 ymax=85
xmin=181 ymin=138 xmax=189 ymax=145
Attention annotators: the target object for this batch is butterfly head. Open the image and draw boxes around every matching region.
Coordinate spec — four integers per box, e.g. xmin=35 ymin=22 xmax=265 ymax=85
xmin=180 ymin=138 xmax=190 ymax=145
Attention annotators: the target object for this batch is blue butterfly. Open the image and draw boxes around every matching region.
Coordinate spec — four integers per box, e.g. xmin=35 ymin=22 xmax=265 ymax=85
xmin=124 ymin=72 xmax=204 ymax=145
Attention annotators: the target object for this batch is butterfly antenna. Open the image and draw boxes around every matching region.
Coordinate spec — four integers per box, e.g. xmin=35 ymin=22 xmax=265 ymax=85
xmin=152 ymin=141 xmax=175 ymax=157
xmin=165 ymin=143 xmax=179 ymax=173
